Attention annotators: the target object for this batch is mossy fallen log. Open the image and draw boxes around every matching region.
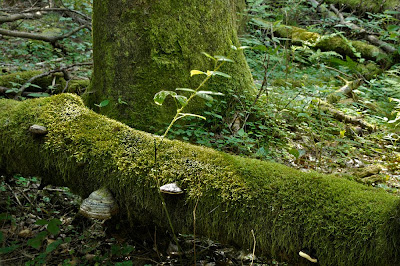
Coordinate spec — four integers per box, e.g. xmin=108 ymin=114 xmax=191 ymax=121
xmin=1 ymin=94 xmax=400 ymax=265
xmin=324 ymin=0 xmax=400 ymax=13
xmin=252 ymin=19 xmax=392 ymax=77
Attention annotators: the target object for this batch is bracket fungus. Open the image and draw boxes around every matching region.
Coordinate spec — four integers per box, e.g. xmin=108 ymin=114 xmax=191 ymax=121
xmin=29 ymin=124 xmax=48 ymax=135
xmin=159 ymin=182 xmax=184 ymax=195
xmin=79 ymin=188 xmax=118 ymax=220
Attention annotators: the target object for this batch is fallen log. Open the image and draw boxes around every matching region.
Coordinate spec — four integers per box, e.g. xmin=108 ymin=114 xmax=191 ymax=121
xmin=317 ymin=99 xmax=376 ymax=132
xmin=308 ymin=0 xmax=398 ymax=55
xmin=253 ymin=18 xmax=386 ymax=62
xmin=1 ymin=94 xmax=400 ymax=265
xmin=323 ymin=0 xmax=400 ymax=14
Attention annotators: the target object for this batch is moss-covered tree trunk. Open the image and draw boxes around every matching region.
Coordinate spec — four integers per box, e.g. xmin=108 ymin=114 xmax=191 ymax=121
xmin=84 ymin=0 xmax=255 ymax=133
xmin=2 ymin=94 xmax=400 ymax=265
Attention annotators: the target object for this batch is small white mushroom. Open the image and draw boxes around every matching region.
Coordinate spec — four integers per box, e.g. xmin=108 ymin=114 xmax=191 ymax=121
xmin=159 ymin=182 xmax=183 ymax=194
xmin=29 ymin=124 xmax=48 ymax=135
xmin=79 ymin=188 xmax=118 ymax=220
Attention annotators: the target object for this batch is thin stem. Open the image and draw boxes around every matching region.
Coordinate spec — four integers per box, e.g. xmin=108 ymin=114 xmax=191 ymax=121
xmin=161 ymin=60 xmax=226 ymax=140
xmin=153 ymin=54 xmax=230 ymax=264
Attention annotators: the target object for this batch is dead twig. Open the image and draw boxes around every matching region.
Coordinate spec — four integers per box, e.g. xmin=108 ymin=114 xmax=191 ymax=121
xmin=0 ymin=24 xmax=87 ymax=44
xmin=14 ymin=62 xmax=92 ymax=99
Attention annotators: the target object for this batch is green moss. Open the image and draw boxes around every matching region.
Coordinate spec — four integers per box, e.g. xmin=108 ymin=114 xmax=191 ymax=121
xmin=1 ymin=94 xmax=400 ymax=265
xmin=83 ymin=0 xmax=255 ymax=133
xmin=65 ymin=79 xmax=90 ymax=94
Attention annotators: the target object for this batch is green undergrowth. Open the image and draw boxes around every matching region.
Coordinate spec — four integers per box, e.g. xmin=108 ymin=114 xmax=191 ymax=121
xmin=1 ymin=94 xmax=400 ymax=265
xmin=0 ymin=0 xmax=92 ymax=76
xmin=159 ymin=0 xmax=399 ymax=178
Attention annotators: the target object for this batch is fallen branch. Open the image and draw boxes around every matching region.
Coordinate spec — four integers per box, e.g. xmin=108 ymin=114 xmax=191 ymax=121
xmin=326 ymin=76 xmax=362 ymax=104
xmin=328 ymin=4 xmax=397 ymax=54
xmin=0 ymin=24 xmax=87 ymax=44
xmin=317 ymin=99 xmax=376 ymax=131
xmin=0 ymin=12 xmax=42 ymax=23
xmin=307 ymin=0 xmax=397 ymax=54
xmin=15 ymin=62 xmax=92 ymax=98
xmin=0 ymin=7 xmax=91 ymax=22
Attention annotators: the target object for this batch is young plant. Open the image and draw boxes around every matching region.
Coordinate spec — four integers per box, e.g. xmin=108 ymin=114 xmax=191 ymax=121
xmin=152 ymin=46 xmax=244 ymax=261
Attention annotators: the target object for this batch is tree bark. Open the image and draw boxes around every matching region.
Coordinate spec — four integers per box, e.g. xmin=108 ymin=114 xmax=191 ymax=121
xmin=1 ymin=94 xmax=400 ymax=266
xmin=83 ymin=0 xmax=255 ymax=133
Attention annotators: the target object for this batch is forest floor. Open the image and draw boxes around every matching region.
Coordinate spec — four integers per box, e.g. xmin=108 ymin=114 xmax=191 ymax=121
xmin=1 ymin=0 xmax=400 ymax=265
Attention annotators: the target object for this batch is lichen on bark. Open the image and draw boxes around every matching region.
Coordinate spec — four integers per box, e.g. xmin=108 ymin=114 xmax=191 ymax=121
xmin=83 ymin=0 xmax=255 ymax=133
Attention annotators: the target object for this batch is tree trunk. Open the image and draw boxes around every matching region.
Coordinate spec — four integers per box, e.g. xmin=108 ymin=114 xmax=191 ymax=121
xmin=1 ymin=94 xmax=400 ymax=266
xmin=83 ymin=0 xmax=255 ymax=133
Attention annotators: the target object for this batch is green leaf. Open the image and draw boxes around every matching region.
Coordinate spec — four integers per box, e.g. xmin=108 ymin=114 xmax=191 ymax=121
xmin=115 ymin=261 xmax=133 ymax=266
xmin=0 ymin=245 xmax=19 ymax=254
xmin=176 ymin=88 xmax=196 ymax=93
xmin=289 ymin=148 xmax=300 ymax=159
xmin=36 ymin=219 xmax=48 ymax=226
xmin=154 ymin=90 xmax=176 ymax=105
xmin=201 ymin=52 xmax=216 ymax=61
xmin=190 ymin=70 xmax=206 ymax=77
xmin=237 ymin=128 xmax=246 ymax=137
xmin=94 ymin=99 xmax=110 ymax=108
xmin=45 ymin=239 xmax=63 ymax=253
xmin=210 ymin=71 xmax=231 ymax=78
xmin=175 ymin=95 xmax=188 ymax=107
xmin=0 ymin=213 xmax=11 ymax=221
xmin=27 ymin=83 xmax=42 ymax=89
xmin=214 ymin=55 xmax=234 ymax=63
xmin=27 ymin=231 xmax=47 ymax=250
xmin=252 ymin=45 xmax=267 ymax=51
xmin=238 ymin=46 xmax=251 ymax=50
xmin=196 ymin=92 xmax=214 ymax=101
xmin=47 ymin=219 xmax=61 ymax=235
xmin=26 ymin=93 xmax=50 ymax=98
xmin=197 ymin=90 xmax=224 ymax=96
xmin=9 ymin=81 xmax=21 ymax=87
xmin=387 ymin=24 xmax=400 ymax=32
xmin=0 ymin=231 xmax=3 ymax=242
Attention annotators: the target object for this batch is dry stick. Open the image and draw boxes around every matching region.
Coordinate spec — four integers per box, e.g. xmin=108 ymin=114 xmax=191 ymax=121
xmin=324 ymin=65 xmax=353 ymax=78
xmin=250 ymin=229 xmax=256 ymax=266
xmin=0 ymin=7 xmax=91 ymax=22
xmin=241 ymin=56 xmax=280 ymax=130
xmin=5 ymin=183 xmax=22 ymax=206
xmin=0 ymin=24 xmax=87 ymax=43
xmin=0 ymin=12 xmax=43 ymax=23
xmin=193 ymin=197 xmax=200 ymax=265
xmin=15 ymin=62 xmax=92 ymax=99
